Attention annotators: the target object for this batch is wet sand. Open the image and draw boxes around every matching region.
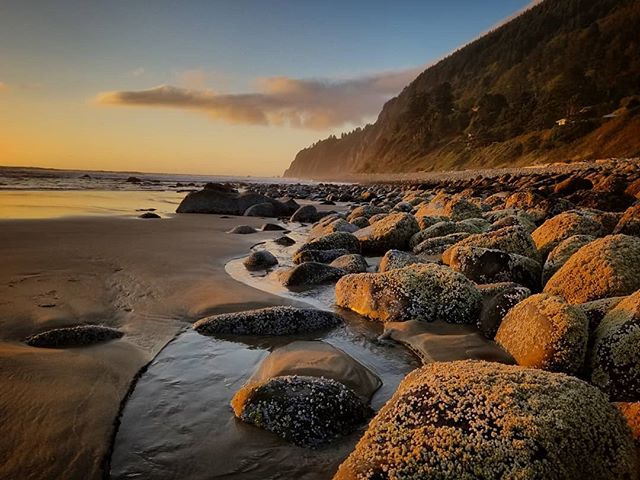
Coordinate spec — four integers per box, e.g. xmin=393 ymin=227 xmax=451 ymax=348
xmin=0 ymin=214 xmax=291 ymax=480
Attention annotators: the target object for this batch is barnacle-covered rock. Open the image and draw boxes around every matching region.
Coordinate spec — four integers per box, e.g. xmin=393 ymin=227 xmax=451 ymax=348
xmin=232 ymin=376 xmax=371 ymax=448
xmin=576 ymin=296 xmax=625 ymax=332
xmin=335 ymin=263 xmax=482 ymax=324
xmin=489 ymin=212 xmax=537 ymax=233
xmin=408 ymin=220 xmax=482 ymax=249
xmin=292 ymin=248 xmax=349 ymax=265
xmin=445 ymin=245 xmax=542 ymax=292
xmin=544 ymin=235 xmax=640 ymax=304
xmin=347 ymin=205 xmax=386 ymax=222
xmin=295 ymin=231 xmax=360 ymax=255
xmin=353 ymin=212 xmax=419 ymax=255
xmin=279 ymin=262 xmax=345 ymax=287
xmin=495 ymin=293 xmax=588 ymax=374
xmin=478 ymin=282 xmax=531 ymax=339
xmin=25 ymin=325 xmax=124 ymax=348
xmin=308 ymin=217 xmax=358 ymax=241
xmin=334 ymin=360 xmax=637 ymax=480
xmin=290 ymin=204 xmax=319 ymax=223
xmin=590 ymin=290 xmax=640 ymax=401
xmin=542 ymin=234 xmax=595 ymax=285
xmin=615 ymin=204 xmax=640 ymax=236
xmin=415 ymin=193 xmax=482 ymax=221
xmin=415 ymin=214 xmax=446 ymax=230
xmin=616 ymin=402 xmax=640 ymax=459
xmin=532 ymin=211 xmax=604 ymax=258
xmin=274 ymin=235 xmax=295 ymax=246
xmin=442 ymin=226 xmax=538 ymax=263
xmin=227 ymin=225 xmax=257 ymax=234
xmin=243 ymin=250 xmax=278 ymax=270
xmin=193 ymin=306 xmax=341 ymax=336
xmin=412 ymin=232 xmax=471 ymax=256
xmin=349 ymin=216 xmax=370 ymax=229
xmin=330 ymin=254 xmax=368 ymax=274
xmin=378 ymin=249 xmax=423 ymax=273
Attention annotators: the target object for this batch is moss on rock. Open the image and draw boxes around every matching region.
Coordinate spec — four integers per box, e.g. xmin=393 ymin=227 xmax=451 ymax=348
xmin=532 ymin=210 xmax=604 ymax=259
xmin=353 ymin=212 xmax=420 ymax=255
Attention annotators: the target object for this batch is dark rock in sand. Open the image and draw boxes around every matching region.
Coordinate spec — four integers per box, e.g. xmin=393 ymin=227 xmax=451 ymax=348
xmin=193 ymin=306 xmax=341 ymax=336
xmin=260 ymin=223 xmax=286 ymax=231
xmin=138 ymin=212 xmax=160 ymax=219
xmin=296 ymin=231 xmax=360 ymax=255
xmin=353 ymin=212 xmax=419 ymax=255
xmin=243 ymin=250 xmax=278 ymax=270
xmin=227 ymin=225 xmax=257 ymax=234
xmin=126 ymin=176 xmax=142 ymax=183
xmin=336 ymin=263 xmax=481 ymax=324
xmin=244 ymin=202 xmax=276 ymax=217
xmin=495 ymin=293 xmax=588 ymax=374
xmin=290 ymin=204 xmax=319 ymax=223
xmin=292 ymin=248 xmax=349 ymax=265
xmin=273 ymin=235 xmax=295 ymax=246
xmin=329 ymin=254 xmax=368 ymax=274
xmin=445 ymin=245 xmax=542 ymax=292
xmin=335 ymin=360 xmax=637 ymax=480
xmin=26 ymin=325 xmax=124 ymax=348
xmin=591 ymin=290 xmax=640 ymax=402
xmin=232 ymin=376 xmax=371 ymax=448
xmin=177 ymin=188 xmax=293 ymax=216
xmin=279 ymin=262 xmax=345 ymax=287
xmin=544 ymin=234 xmax=640 ymax=304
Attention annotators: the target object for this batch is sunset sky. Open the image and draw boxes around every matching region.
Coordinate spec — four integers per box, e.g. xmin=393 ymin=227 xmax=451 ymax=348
xmin=0 ymin=0 xmax=533 ymax=176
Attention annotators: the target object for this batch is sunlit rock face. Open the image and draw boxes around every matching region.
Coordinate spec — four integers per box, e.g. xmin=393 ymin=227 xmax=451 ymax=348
xmin=495 ymin=293 xmax=588 ymax=375
xmin=590 ymin=290 xmax=640 ymax=402
xmin=335 ymin=263 xmax=481 ymax=324
xmin=532 ymin=210 xmax=605 ymax=259
xmin=334 ymin=360 xmax=637 ymax=480
xmin=544 ymin=234 xmax=640 ymax=304
xmin=353 ymin=212 xmax=420 ymax=255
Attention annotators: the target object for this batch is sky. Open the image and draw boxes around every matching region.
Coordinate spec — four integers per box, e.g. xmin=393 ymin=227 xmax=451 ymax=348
xmin=0 ymin=0 xmax=534 ymax=176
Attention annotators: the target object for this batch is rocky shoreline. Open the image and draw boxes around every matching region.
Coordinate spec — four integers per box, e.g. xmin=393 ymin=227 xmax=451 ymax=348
xmin=179 ymin=157 xmax=640 ymax=478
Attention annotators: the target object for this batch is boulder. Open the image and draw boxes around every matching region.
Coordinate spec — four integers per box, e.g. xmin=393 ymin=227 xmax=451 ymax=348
xmin=413 ymin=232 xmax=471 ymax=256
xmin=614 ymin=204 xmax=640 ymax=236
xmin=243 ymin=250 xmax=278 ymax=270
xmin=335 ymin=360 xmax=637 ymax=480
xmin=478 ymin=283 xmax=531 ymax=339
xmin=378 ymin=249 xmax=423 ymax=273
xmin=244 ymin=202 xmax=276 ymax=217
xmin=350 ymin=216 xmax=369 ymax=229
xmin=273 ymin=235 xmax=295 ymax=246
xmin=290 ymin=204 xmax=319 ymax=223
xmin=347 ymin=205 xmax=386 ymax=222
xmin=408 ymin=220 xmax=482 ymax=249
xmin=279 ymin=262 xmax=345 ymax=288
xmin=25 ymin=325 xmax=124 ymax=348
xmin=260 ymin=223 xmax=286 ymax=231
xmin=542 ymin=234 xmax=595 ymax=285
xmin=544 ymin=235 xmax=640 ymax=304
xmin=329 ymin=254 xmax=368 ymax=274
xmin=295 ymin=232 xmax=360 ymax=255
xmin=415 ymin=215 xmax=446 ymax=230
xmin=138 ymin=212 xmax=160 ymax=219
xmin=442 ymin=226 xmax=538 ymax=263
xmin=576 ymin=296 xmax=625 ymax=332
xmin=227 ymin=225 xmax=257 ymax=234
xmin=177 ymin=188 xmax=291 ymax=215
xmin=232 ymin=376 xmax=371 ymax=448
xmin=308 ymin=217 xmax=358 ymax=240
xmin=590 ymin=290 xmax=640 ymax=402
xmin=495 ymin=294 xmax=588 ymax=374
xmin=445 ymin=245 xmax=542 ymax=292
xmin=335 ymin=263 xmax=482 ymax=324
xmin=193 ymin=306 xmax=341 ymax=336
xmin=554 ymin=175 xmax=593 ymax=194
xmin=292 ymin=248 xmax=349 ymax=265
xmin=353 ymin=212 xmax=419 ymax=255
xmin=532 ymin=211 xmax=604 ymax=258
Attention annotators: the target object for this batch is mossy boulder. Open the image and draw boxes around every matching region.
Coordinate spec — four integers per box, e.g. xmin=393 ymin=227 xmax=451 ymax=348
xmin=542 ymin=234 xmax=595 ymax=285
xmin=445 ymin=245 xmax=542 ymax=292
xmin=243 ymin=250 xmax=278 ymax=270
xmin=295 ymin=231 xmax=360 ymax=255
xmin=442 ymin=226 xmax=538 ymax=263
xmin=590 ymin=290 xmax=640 ymax=402
xmin=577 ymin=296 xmax=625 ymax=332
xmin=495 ymin=294 xmax=588 ymax=374
xmin=292 ymin=248 xmax=349 ymax=265
xmin=290 ymin=204 xmax=319 ymax=223
xmin=415 ymin=194 xmax=482 ymax=221
xmin=279 ymin=262 xmax=345 ymax=288
xmin=378 ymin=249 xmax=423 ymax=273
xmin=335 ymin=360 xmax=637 ymax=480
xmin=232 ymin=376 xmax=371 ymax=448
xmin=614 ymin=204 xmax=640 ymax=236
xmin=532 ymin=211 xmax=604 ymax=258
xmin=347 ymin=205 xmax=386 ymax=222
xmin=478 ymin=283 xmax=531 ymax=339
xmin=193 ymin=306 xmax=342 ymax=336
xmin=25 ymin=325 xmax=123 ymax=348
xmin=409 ymin=220 xmax=482 ymax=249
xmin=308 ymin=217 xmax=358 ymax=240
xmin=544 ymin=235 xmax=640 ymax=304
xmin=335 ymin=263 xmax=482 ymax=324
xmin=353 ymin=212 xmax=419 ymax=255
xmin=329 ymin=254 xmax=368 ymax=274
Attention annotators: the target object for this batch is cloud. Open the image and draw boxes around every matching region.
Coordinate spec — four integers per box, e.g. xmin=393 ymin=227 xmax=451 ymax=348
xmin=0 ymin=82 xmax=8 ymax=92
xmin=96 ymin=66 xmax=422 ymax=129
xmin=130 ymin=67 xmax=145 ymax=77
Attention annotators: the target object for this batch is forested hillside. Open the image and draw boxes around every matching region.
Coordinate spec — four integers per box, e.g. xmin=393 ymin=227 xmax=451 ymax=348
xmin=285 ymin=0 xmax=640 ymax=178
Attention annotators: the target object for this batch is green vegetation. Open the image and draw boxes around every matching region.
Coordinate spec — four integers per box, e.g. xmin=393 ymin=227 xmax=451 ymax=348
xmin=285 ymin=0 xmax=640 ymax=177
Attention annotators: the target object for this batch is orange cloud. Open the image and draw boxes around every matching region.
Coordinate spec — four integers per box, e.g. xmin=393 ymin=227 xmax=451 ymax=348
xmin=0 ymin=82 xmax=8 ymax=92
xmin=95 ymin=67 xmax=422 ymax=129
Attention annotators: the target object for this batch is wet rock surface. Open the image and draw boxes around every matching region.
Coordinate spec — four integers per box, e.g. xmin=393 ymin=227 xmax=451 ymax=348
xmin=25 ymin=325 xmax=124 ymax=348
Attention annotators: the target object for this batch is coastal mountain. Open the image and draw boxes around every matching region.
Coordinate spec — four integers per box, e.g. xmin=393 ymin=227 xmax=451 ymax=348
xmin=285 ymin=0 xmax=640 ymax=178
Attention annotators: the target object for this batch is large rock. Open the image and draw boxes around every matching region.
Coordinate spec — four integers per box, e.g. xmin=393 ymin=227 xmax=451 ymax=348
xmin=335 ymin=360 xmax=637 ymax=480
xmin=177 ymin=188 xmax=292 ymax=215
xmin=378 ymin=249 xmax=423 ymax=273
xmin=413 ymin=232 xmax=471 ymax=256
xmin=279 ymin=262 xmax=345 ymax=287
xmin=532 ymin=211 xmax=604 ymax=258
xmin=577 ymin=296 xmax=625 ymax=332
xmin=295 ymin=232 xmax=360 ymax=255
xmin=243 ymin=202 xmax=276 ymax=217
xmin=544 ymin=235 xmax=640 ymax=304
xmin=415 ymin=193 xmax=482 ymax=221
xmin=495 ymin=294 xmax=588 ymax=374
xmin=243 ymin=250 xmax=278 ymax=270
xmin=353 ymin=212 xmax=419 ymax=255
xmin=292 ymin=248 xmax=349 ymax=265
xmin=445 ymin=245 xmax=542 ymax=292
xmin=232 ymin=376 xmax=371 ymax=448
xmin=442 ymin=226 xmax=538 ymax=263
xmin=329 ymin=254 xmax=368 ymax=274
xmin=477 ymin=282 xmax=532 ymax=339
xmin=25 ymin=325 xmax=123 ymax=348
xmin=542 ymin=234 xmax=595 ymax=285
xmin=335 ymin=263 xmax=482 ymax=324
xmin=290 ymin=204 xmax=319 ymax=223
xmin=346 ymin=205 xmax=386 ymax=222
xmin=408 ymin=220 xmax=482 ymax=249
xmin=590 ymin=290 xmax=640 ymax=402
xmin=308 ymin=217 xmax=358 ymax=240
xmin=193 ymin=306 xmax=341 ymax=336
xmin=615 ymin=204 xmax=640 ymax=236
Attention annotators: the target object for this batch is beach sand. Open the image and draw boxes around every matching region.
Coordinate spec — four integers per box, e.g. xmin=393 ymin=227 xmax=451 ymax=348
xmin=0 ymin=214 xmax=290 ymax=480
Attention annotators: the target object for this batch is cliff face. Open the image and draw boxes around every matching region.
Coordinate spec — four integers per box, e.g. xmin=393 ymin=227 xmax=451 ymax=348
xmin=285 ymin=0 xmax=640 ymax=178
